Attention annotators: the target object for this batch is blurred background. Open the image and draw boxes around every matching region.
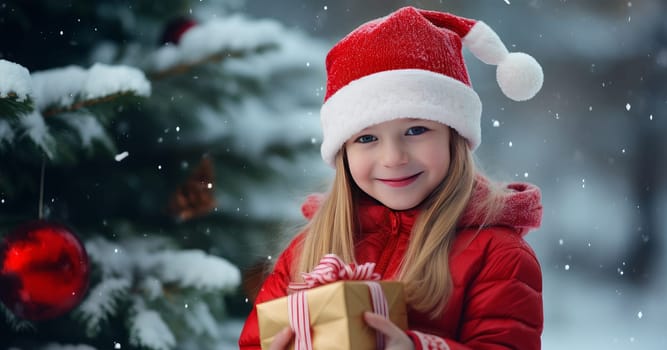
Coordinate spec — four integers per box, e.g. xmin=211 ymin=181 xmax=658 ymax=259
xmin=0 ymin=0 xmax=665 ymax=349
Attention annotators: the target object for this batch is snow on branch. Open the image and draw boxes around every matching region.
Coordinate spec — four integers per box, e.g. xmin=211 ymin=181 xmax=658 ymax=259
xmin=85 ymin=237 xmax=137 ymax=279
xmin=39 ymin=344 xmax=97 ymax=350
xmin=144 ymin=249 xmax=241 ymax=291
xmin=21 ymin=111 xmax=56 ymax=159
xmin=0 ymin=62 xmax=151 ymax=160
xmin=56 ymin=112 xmax=114 ymax=150
xmin=0 ymin=119 xmax=15 ymax=147
xmin=0 ymin=59 xmax=34 ymax=116
xmin=34 ymin=63 xmax=151 ymax=117
xmin=80 ymin=236 xmax=240 ymax=347
xmin=74 ymin=277 xmax=131 ymax=337
xmin=31 ymin=66 xmax=87 ymax=111
xmin=87 ymin=236 xmax=240 ymax=292
xmin=129 ymin=299 xmax=176 ymax=350
xmin=147 ymin=15 xmax=282 ymax=79
xmin=182 ymin=301 xmax=219 ymax=338
xmin=0 ymin=59 xmax=31 ymax=101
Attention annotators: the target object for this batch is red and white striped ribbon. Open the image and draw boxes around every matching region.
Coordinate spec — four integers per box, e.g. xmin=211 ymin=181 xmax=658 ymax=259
xmin=289 ymin=254 xmax=381 ymax=291
xmin=286 ymin=254 xmax=390 ymax=350
xmin=288 ymin=291 xmax=312 ymax=350
xmin=366 ymin=281 xmax=389 ymax=349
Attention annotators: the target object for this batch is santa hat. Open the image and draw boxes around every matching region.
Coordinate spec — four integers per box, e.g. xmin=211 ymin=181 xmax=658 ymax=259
xmin=320 ymin=6 xmax=543 ymax=166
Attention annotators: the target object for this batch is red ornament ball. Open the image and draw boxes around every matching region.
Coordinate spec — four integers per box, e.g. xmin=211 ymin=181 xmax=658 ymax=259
xmin=0 ymin=220 xmax=90 ymax=321
xmin=160 ymin=17 xmax=198 ymax=45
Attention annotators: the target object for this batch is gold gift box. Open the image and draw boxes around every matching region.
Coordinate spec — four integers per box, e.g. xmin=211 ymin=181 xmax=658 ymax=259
xmin=257 ymin=281 xmax=407 ymax=349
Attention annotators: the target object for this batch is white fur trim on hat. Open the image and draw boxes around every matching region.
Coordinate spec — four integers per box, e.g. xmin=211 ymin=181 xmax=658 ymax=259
xmin=320 ymin=69 xmax=481 ymax=167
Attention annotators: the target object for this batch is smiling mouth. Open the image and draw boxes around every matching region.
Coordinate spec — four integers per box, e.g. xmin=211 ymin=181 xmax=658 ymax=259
xmin=379 ymin=172 xmax=422 ymax=187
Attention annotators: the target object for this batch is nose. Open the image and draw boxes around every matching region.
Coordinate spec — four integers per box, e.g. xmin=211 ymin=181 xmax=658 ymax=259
xmin=380 ymin=139 xmax=408 ymax=167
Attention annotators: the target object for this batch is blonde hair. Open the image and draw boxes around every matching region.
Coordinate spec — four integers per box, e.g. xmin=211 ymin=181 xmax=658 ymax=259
xmin=295 ymin=131 xmax=500 ymax=318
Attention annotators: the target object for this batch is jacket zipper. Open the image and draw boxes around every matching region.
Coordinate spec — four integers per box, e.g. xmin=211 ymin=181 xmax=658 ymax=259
xmin=375 ymin=211 xmax=400 ymax=278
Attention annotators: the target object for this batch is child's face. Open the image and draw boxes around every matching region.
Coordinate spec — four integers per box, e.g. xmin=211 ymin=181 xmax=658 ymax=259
xmin=345 ymin=118 xmax=451 ymax=210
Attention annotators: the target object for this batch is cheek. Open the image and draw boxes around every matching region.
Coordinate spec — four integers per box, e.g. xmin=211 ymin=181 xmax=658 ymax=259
xmin=346 ymin=152 xmax=371 ymax=184
xmin=422 ymin=147 xmax=451 ymax=174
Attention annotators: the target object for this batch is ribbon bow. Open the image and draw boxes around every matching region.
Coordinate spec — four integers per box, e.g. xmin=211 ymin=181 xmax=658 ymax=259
xmin=286 ymin=254 xmax=388 ymax=350
xmin=288 ymin=254 xmax=381 ymax=291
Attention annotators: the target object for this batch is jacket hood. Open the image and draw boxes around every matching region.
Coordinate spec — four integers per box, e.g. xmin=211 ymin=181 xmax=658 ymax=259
xmin=300 ymin=174 xmax=542 ymax=236
xmin=458 ymin=175 xmax=542 ymax=236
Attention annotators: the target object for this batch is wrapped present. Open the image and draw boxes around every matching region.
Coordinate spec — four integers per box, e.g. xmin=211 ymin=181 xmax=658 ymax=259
xmin=257 ymin=254 xmax=407 ymax=350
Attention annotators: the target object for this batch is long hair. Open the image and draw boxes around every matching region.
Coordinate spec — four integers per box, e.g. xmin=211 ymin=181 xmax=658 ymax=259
xmin=295 ymin=131 xmax=479 ymax=318
xmin=295 ymin=150 xmax=358 ymax=275
xmin=395 ymin=132 xmax=474 ymax=318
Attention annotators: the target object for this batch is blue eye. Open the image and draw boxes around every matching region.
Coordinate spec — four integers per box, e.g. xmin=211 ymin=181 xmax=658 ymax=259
xmin=356 ymin=135 xmax=377 ymax=143
xmin=406 ymin=126 xmax=428 ymax=135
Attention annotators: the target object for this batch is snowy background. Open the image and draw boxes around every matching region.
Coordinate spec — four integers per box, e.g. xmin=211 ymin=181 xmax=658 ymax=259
xmin=1 ymin=0 xmax=666 ymax=349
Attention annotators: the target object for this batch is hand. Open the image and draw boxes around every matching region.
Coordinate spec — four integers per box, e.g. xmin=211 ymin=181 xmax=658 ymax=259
xmin=268 ymin=327 xmax=293 ymax=350
xmin=364 ymin=312 xmax=415 ymax=350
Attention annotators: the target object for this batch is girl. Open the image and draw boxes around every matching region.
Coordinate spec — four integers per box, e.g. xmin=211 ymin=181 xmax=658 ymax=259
xmin=240 ymin=6 xmax=544 ymax=350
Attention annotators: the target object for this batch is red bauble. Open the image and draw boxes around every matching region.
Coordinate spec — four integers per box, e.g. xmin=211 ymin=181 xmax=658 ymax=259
xmin=160 ymin=17 xmax=198 ymax=45
xmin=0 ymin=220 xmax=90 ymax=321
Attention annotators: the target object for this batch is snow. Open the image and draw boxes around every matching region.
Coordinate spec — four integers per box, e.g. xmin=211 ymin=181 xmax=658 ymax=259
xmin=146 ymin=249 xmax=241 ymax=291
xmin=77 ymin=236 xmax=242 ymax=349
xmin=150 ymin=15 xmax=287 ymax=71
xmin=31 ymin=66 xmax=87 ymax=110
xmin=149 ymin=45 xmax=181 ymax=72
xmin=19 ymin=111 xmax=55 ymax=158
xmin=9 ymin=345 xmax=97 ymax=350
xmin=31 ymin=64 xmax=150 ymax=111
xmin=182 ymin=302 xmax=220 ymax=337
xmin=0 ymin=119 xmax=15 ymax=145
xmin=0 ymin=59 xmax=31 ymax=101
xmin=220 ymin=98 xmax=321 ymax=157
xmin=57 ymin=113 xmax=113 ymax=149
xmin=85 ymin=236 xmax=240 ymax=291
xmin=129 ymin=307 xmax=176 ymax=350
xmin=84 ymin=237 xmax=136 ymax=278
xmin=40 ymin=345 xmax=97 ymax=350
xmin=75 ymin=278 xmax=131 ymax=337
xmin=189 ymin=25 xmax=327 ymax=157
xmin=84 ymin=63 xmax=151 ymax=99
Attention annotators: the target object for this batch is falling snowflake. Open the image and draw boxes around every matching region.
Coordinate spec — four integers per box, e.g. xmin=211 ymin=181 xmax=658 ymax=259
xmin=115 ymin=151 xmax=129 ymax=162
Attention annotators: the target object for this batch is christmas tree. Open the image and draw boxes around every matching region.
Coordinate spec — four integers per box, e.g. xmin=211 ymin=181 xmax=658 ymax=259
xmin=0 ymin=1 xmax=328 ymax=348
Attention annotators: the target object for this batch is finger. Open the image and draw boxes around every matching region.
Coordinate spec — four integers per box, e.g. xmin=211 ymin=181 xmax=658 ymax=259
xmin=269 ymin=327 xmax=293 ymax=350
xmin=364 ymin=311 xmax=402 ymax=337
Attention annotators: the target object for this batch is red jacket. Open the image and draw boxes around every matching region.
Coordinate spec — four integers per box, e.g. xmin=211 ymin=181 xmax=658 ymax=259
xmin=239 ymin=177 xmax=543 ymax=350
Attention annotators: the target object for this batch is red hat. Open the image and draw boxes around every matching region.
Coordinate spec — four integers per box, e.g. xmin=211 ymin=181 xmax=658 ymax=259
xmin=320 ymin=6 xmax=543 ymax=166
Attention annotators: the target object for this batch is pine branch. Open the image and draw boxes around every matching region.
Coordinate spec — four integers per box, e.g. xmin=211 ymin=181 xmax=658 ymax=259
xmin=74 ymin=278 xmax=131 ymax=337
xmin=148 ymin=43 xmax=277 ymax=81
xmin=41 ymin=91 xmax=140 ymax=118
xmin=129 ymin=300 xmax=176 ymax=350
xmin=182 ymin=301 xmax=219 ymax=338
xmin=0 ymin=302 xmax=35 ymax=332
xmin=149 ymin=249 xmax=241 ymax=291
xmin=39 ymin=342 xmax=98 ymax=350
xmin=35 ymin=45 xmax=275 ymax=119
xmin=0 ymin=92 xmax=34 ymax=117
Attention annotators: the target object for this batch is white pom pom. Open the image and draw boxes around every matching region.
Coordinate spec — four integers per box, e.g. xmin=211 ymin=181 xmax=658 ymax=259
xmin=496 ymin=52 xmax=543 ymax=101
